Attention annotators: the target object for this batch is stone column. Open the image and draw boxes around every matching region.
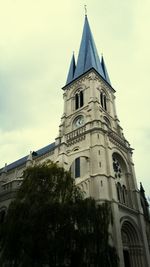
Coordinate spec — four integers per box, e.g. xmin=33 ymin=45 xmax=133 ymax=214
xmin=111 ymin=202 xmax=125 ymax=267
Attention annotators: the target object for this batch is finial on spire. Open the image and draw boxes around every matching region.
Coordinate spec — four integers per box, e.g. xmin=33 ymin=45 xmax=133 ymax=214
xmin=84 ymin=4 xmax=87 ymax=16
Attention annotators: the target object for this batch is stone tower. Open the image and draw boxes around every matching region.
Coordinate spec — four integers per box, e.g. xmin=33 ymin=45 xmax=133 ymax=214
xmin=56 ymin=15 xmax=150 ymax=267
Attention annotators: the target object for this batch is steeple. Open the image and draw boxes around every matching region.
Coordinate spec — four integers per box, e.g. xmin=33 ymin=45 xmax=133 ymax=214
xmin=101 ymin=55 xmax=111 ymax=85
xmin=65 ymin=16 xmax=111 ymax=85
xmin=66 ymin=53 xmax=76 ymax=85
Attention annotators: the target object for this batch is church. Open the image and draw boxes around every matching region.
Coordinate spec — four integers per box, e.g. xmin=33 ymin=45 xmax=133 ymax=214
xmin=0 ymin=15 xmax=150 ymax=267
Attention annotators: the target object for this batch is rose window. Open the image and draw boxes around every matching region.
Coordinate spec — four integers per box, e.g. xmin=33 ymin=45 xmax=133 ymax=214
xmin=112 ymin=157 xmax=122 ymax=178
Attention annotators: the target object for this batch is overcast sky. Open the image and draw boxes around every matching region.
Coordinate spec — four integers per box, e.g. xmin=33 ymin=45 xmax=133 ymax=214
xmin=0 ymin=0 xmax=150 ymax=198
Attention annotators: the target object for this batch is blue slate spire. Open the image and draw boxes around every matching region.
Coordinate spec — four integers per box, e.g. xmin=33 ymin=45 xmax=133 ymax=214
xmin=74 ymin=15 xmax=105 ymax=80
xmin=65 ymin=16 xmax=111 ymax=86
xmin=84 ymin=41 xmax=98 ymax=71
xmin=66 ymin=53 xmax=76 ymax=84
xmin=101 ymin=55 xmax=111 ymax=85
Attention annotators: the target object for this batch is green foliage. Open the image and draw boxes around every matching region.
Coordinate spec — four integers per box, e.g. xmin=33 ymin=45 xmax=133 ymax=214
xmin=0 ymin=161 xmax=118 ymax=267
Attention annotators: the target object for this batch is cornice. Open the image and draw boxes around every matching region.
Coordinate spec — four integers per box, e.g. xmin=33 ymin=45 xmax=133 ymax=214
xmin=62 ymin=68 xmax=115 ymax=93
xmin=108 ymin=131 xmax=131 ymax=153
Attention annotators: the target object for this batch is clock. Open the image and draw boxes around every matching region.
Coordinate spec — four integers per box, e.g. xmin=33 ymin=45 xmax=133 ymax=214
xmin=74 ymin=115 xmax=84 ymax=128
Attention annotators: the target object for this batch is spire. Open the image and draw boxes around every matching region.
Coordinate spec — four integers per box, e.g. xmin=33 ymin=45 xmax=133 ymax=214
xmin=26 ymin=151 xmax=33 ymax=167
xmin=66 ymin=53 xmax=76 ymax=85
xmin=1 ymin=163 xmax=7 ymax=174
xmin=101 ymin=55 xmax=111 ymax=85
xmin=65 ymin=16 xmax=111 ymax=86
xmin=74 ymin=16 xmax=105 ymax=80
xmin=140 ymin=182 xmax=148 ymax=203
xmin=140 ymin=182 xmax=145 ymax=193
xmin=27 ymin=151 xmax=33 ymax=162
xmin=84 ymin=41 xmax=97 ymax=72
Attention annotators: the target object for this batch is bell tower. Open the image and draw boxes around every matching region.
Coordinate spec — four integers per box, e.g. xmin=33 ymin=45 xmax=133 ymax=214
xmin=55 ymin=15 xmax=150 ymax=267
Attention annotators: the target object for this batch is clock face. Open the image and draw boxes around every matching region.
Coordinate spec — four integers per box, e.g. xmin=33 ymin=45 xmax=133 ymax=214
xmin=75 ymin=115 xmax=84 ymax=128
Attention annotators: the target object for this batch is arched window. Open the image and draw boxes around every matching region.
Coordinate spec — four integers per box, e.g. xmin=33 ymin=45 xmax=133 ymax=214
xmin=70 ymin=156 xmax=89 ymax=180
xmin=112 ymin=152 xmax=129 ymax=190
xmin=104 ymin=95 xmax=107 ymax=111
xmin=75 ymin=90 xmax=84 ymax=110
xmin=116 ymin=183 xmax=128 ymax=205
xmin=70 ymin=157 xmax=81 ymax=179
xmin=116 ymin=182 xmax=122 ymax=202
xmin=100 ymin=91 xmax=107 ymax=111
xmin=75 ymin=93 xmax=79 ymax=109
xmin=80 ymin=91 xmax=84 ymax=107
xmin=100 ymin=92 xmax=103 ymax=107
xmin=112 ymin=156 xmax=122 ymax=178
xmin=75 ymin=157 xmax=80 ymax=178
xmin=122 ymin=185 xmax=128 ymax=204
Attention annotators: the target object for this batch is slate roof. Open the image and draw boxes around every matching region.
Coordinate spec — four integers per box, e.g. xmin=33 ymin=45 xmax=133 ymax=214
xmin=66 ymin=53 xmax=76 ymax=85
xmin=101 ymin=55 xmax=111 ymax=85
xmin=0 ymin=142 xmax=55 ymax=173
xmin=66 ymin=15 xmax=111 ymax=86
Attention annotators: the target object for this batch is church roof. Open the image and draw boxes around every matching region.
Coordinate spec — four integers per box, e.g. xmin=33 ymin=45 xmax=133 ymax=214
xmin=66 ymin=16 xmax=111 ymax=86
xmin=0 ymin=142 xmax=55 ymax=173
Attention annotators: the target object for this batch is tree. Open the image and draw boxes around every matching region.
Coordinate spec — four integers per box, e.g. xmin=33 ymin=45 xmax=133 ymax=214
xmin=0 ymin=161 xmax=118 ymax=267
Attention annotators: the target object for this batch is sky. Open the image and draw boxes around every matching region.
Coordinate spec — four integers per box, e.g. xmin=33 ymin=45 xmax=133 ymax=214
xmin=0 ymin=0 xmax=150 ymax=198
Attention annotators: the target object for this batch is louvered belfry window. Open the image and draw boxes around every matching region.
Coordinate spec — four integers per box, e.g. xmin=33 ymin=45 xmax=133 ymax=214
xmin=75 ymin=91 xmax=84 ymax=110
